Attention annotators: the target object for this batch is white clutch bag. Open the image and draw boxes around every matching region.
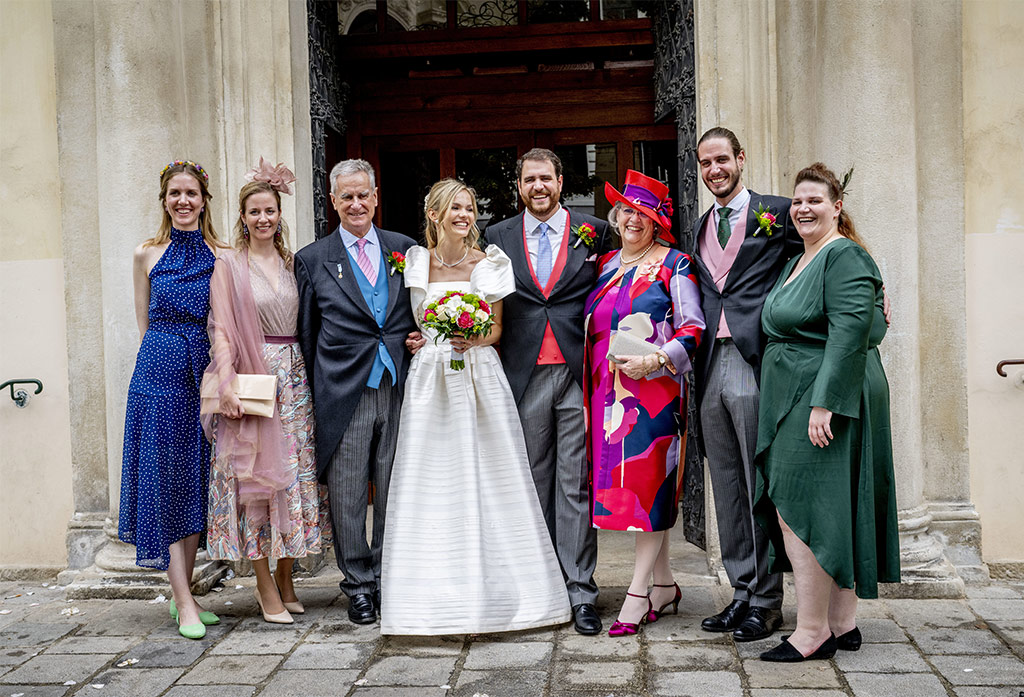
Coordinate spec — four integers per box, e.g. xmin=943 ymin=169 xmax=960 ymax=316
xmin=607 ymin=330 xmax=657 ymax=364
xmin=200 ymin=373 xmax=278 ymax=418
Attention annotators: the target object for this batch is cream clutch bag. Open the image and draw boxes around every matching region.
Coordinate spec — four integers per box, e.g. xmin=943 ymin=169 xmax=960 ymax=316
xmin=607 ymin=330 xmax=657 ymax=364
xmin=200 ymin=373 xmax=277 ymax=418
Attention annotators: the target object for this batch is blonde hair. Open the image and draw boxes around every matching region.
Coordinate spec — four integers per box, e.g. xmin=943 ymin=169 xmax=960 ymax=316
xmin=423 ymin=178 xmax=481 ymax=250
xmin=233 ymin=181 xmax=293 ymax=267
xmin=794 ymin=162 xmax=869 ymax=253
xmin=148 ymin=162 xmax=221 ymax=247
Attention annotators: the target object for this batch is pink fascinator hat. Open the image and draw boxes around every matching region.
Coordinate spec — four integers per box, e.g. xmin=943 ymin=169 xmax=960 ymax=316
xmin=245 ymin=157 xmax=296 ymax=195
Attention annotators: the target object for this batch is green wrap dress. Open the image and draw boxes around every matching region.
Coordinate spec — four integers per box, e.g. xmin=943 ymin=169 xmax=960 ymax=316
xmin=754 ymin=237 xmax=899 ymax=599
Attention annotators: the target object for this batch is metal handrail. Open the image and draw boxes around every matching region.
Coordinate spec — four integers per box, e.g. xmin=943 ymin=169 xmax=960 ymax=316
xmin=1 ymin=379 xmax=43 ymax=408
xmin=996 ymin=359 xmax=1024 ymax=377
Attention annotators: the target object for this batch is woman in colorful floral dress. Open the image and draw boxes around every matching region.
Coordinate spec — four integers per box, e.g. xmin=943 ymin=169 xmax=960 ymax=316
xmin=584 ymin=170 xmax=704 ymax=637
xmin=203 ymin=162 xmax=330 ymax=624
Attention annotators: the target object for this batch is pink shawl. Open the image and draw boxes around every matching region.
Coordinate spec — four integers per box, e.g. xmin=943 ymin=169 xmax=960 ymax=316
xmin=202 ymin=249 xmax=293 ymax=533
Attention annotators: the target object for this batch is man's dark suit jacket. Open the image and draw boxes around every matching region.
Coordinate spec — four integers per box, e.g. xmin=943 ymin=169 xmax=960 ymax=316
xmin=690 ymin=191 xmax=802 ymax=408
xmin=295 ymin=226 xmax=417 ymax=481
xmin=484 ymin=209 xmax=609 ymax=404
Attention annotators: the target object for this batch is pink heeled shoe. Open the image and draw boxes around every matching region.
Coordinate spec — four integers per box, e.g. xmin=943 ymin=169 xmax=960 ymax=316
xmin=608 ymin=591 xmax=653 ymax=637
xmin=649 ymin=582 xmax=682 ymax=622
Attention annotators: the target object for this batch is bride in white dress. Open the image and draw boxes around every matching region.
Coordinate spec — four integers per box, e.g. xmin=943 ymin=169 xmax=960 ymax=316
xmin=381 ymin=179 xmax=570 ymax=635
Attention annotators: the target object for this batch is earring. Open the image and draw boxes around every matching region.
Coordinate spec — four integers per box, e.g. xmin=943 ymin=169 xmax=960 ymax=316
xmin=243 ymin=223 xmax=250 ymax=240
xmin=275 ymin=222 xmax=282 ymax=239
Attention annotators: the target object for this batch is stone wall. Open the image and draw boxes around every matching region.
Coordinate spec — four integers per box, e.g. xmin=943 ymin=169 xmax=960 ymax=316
xmin=963 ymin=0 xmax=1024 ymax=578
xmin=0 ymin=0 xmax=75 ymax=577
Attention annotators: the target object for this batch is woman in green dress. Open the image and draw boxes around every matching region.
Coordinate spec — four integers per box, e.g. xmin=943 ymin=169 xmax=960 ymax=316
xmin=754 ymin=163 xmax=899 ymax=662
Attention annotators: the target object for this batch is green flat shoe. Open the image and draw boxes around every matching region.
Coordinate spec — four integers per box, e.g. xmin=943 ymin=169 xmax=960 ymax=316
xmin=170 ymin=599 xmax=220 ymax=626
xmin=176 ymin=615 xmax=206 ymax=640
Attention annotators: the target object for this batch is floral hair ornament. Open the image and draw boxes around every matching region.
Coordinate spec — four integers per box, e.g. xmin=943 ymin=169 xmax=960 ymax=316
xmin=245 ymin=157 xmax=297 ymax=195
xmin=604 ymin=169 xmax=676 ymax=244
xmin=161 ymin=159 xmax=209 ymax=183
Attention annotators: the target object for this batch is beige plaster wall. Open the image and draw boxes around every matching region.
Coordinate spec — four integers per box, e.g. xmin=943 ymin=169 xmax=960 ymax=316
xmin=963 ymin=0 xmax=1024 ymax=566
xmin=0 ymin=0 xmax=75 ymax=571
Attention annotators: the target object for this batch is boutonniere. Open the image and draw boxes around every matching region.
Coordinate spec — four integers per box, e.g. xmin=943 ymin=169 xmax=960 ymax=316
xmin=637 ymin=260 xmax=660 ymax=283
xmin=571 ymin=222 xmax=597 ymax=249
xmin=386 ymin=250 xmax=407 ymax=275
xmin=753 ymin=203 xmax=780 ymax=237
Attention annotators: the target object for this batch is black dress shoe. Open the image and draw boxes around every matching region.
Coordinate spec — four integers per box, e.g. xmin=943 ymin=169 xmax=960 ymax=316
xmin=760 ymin=634 xmax=837 ymax=662
xmin=782 ymin=626 xmax=861 ymax=651
xmin=347 ymin=593 xmax=377 ymax=625
xmin=701 ymin=599 xmax=749 ymax=633
xmin=572 ymin=603 xmax=602 ymax=635
xmin=732 ymin=606 xmax=783 ymax=641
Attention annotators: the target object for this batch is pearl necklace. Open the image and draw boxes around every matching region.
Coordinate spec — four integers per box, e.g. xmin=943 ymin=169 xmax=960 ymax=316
xmin=433 ymin=246 xmax=469 ymax=268
xmin=620 ymin=240 xmax=656 ymax=265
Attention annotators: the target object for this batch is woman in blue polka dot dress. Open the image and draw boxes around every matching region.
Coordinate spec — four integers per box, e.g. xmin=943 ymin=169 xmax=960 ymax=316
xmin=119 ymin=160 xmax=223 ymax=639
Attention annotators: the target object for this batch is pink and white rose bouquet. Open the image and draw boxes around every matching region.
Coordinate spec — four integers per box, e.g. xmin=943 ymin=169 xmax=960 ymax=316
xmin=422 ymin=290 xmax=495 ymax=370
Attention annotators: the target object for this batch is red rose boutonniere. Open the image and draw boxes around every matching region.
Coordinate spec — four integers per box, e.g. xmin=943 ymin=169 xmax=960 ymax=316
xmin=386 ymin=251 xmax=407 ymax=275
xmin=572 ymin=222 xmax=597 ymax=249
xmin=753 ymin=203 xmax=780 ymax=237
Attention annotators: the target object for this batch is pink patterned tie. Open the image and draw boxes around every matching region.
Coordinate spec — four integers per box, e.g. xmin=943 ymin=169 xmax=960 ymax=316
xmin=355 ymin=238 xmax=376 ymax=285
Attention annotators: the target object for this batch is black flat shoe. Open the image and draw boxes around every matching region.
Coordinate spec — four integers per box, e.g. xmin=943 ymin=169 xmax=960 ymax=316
xmin=347 ymin=593 xmax=377 ymax=625
xmin=733 ymin=606 xmax=783 ymax=642
xmin=783 ymin=626 xmax=861 ymax=651
xmin=572 ymin=603 xmax=602 ymax=635
xmin=701 ymin=599 xmax=749 ymax=632
xmin=760 ymin=634 xmax=837 ymax=662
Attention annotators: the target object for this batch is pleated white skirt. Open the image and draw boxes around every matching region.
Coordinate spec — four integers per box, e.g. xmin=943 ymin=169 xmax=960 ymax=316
xmin=381 ymin=341 xmax=571 ymax=635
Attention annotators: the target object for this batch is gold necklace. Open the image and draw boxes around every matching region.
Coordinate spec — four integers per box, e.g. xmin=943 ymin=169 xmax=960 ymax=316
xmin=620 ymin=240 xmax=656 ymax=265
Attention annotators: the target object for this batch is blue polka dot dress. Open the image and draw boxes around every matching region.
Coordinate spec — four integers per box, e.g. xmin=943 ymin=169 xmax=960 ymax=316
xmin=119 ymin=227 xmax=215 ymax=570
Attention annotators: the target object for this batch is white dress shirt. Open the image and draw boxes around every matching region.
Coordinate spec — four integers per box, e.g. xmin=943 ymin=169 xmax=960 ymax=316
xmin=523 ymin=205 xmax=568 ymax=270
xmin=713 ymin=186 xmax=750 ymax=237
xmin=339 ymin=225 xmax=382 ymax=280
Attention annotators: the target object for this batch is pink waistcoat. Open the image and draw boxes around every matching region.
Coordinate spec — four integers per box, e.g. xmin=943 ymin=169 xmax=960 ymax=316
xmin=698 ymin=202 xmax=749 ymax=338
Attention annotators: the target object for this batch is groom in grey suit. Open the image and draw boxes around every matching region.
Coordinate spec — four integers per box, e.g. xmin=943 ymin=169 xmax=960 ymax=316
xmin=485 ymin=148 xmax=609 ymax=635
xmin=295 ymin=159 xmax=417 ymax=625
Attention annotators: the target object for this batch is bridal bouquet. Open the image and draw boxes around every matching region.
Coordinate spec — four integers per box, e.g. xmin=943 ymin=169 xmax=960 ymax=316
xmin=422 ymin=291 xmax=495 ymax=370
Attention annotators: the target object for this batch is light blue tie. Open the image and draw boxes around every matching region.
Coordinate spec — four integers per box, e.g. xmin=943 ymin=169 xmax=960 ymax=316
xmin=536 ymin=222 xmax=552 ymax=287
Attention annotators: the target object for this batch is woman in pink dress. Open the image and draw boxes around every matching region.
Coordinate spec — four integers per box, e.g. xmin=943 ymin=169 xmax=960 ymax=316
xmin=203 ymin=161 xmax=330 ymax=624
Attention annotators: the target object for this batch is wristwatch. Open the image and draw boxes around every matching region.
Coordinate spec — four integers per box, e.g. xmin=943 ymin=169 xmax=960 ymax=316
xmin=656 ymin=352 xmax=667 ymax=367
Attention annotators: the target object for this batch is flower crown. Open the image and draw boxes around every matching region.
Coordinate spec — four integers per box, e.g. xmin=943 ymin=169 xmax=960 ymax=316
xmin=245 ymin=156 xmax=296 ymax=195
xmin=161 ymin=159 xmax=209 ymax=183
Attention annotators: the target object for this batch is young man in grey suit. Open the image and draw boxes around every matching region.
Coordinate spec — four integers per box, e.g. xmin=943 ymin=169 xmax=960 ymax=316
xmin=485 ymin=148 xmax=609 ymax=635
xmin=691 ymin=128 xmax=801 ymax=642
xmin=295 ymin=159 xmax=418 ymax=625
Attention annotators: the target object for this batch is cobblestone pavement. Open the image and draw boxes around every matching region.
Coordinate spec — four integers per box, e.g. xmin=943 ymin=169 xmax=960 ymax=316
xmin=2 ymin=534 xmax=1022 ymax=697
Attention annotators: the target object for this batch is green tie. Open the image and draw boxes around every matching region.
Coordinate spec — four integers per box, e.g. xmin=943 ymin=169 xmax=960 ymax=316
xmin=717 ymin=207 xmax=733 ymax=248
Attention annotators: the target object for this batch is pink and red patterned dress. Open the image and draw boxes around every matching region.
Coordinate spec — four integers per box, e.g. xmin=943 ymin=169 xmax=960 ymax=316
xmin=584 ymin=248 xmax=704 ymax=532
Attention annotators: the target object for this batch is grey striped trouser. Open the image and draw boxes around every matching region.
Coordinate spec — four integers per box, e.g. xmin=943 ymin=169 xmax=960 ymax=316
xmin=517 ymin=363 xmax=599 ymax=607
xmin=327 ymin=379 xmax=401 ymax=597
xmin=700 ymin=339 xmax=783 ymax=609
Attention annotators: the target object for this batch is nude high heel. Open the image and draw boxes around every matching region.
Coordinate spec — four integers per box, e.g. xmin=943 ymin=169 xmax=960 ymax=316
xmin=254 ymin=587 xmax=294 ymax=624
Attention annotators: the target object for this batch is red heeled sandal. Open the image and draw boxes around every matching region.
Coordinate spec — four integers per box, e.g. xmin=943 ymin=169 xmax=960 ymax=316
xmin=649 ymin=582 xmax=682 ymax=622
xmin=609 ymin=591 xmax=653 ymax=637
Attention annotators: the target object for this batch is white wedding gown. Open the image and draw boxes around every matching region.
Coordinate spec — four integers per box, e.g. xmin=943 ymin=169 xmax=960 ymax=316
xmin=381 ymin=245 xmax=571 ymax=635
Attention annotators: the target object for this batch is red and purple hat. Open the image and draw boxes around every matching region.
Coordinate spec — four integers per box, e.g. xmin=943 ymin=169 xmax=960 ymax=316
xmin=604 ymin=169 xmax=675 ymax=243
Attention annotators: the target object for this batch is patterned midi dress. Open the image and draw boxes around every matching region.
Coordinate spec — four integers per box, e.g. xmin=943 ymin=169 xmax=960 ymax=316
xmin=584 ymin=248 xmax=704 ymax=532
xmin=206 ymin=253 xmax=330 ymax=560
